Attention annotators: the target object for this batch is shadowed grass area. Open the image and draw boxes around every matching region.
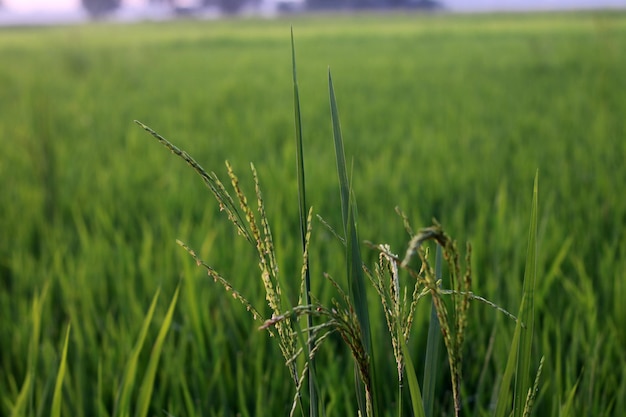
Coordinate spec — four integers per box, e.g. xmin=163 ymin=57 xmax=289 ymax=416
xmin=1 ymin=10 xmax=625 ymax=416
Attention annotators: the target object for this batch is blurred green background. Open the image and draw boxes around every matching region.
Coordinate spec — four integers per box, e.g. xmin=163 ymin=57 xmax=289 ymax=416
xmin=1 ymin=11 xmax=625 ymax=416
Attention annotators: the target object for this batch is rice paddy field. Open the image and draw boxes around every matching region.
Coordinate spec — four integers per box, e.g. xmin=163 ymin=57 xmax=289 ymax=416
xmin=1 ymin=9 xmax=625 ymax=416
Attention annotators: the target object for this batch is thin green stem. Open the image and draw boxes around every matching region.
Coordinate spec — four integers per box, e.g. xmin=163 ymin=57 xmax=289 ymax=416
xmin=291 ymin=28 xmax=317 ymax=417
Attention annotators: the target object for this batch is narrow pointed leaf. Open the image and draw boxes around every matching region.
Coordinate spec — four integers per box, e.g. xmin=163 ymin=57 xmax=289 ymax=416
xmin=10 ymin=374 xmax=32 ymax=417
xmin=114 ymin=288 xmax=160 ymax=417
xmin=422 ymin=246 xmax=443 ymax=417
xmin=329 ymin=69 xmax=377 ymax=416
xmin=494 ymin=172 xmax=538 ymax=417
xmin=136 ymin=285 xmax=180 ymax=417
xmin=494 ymin=310 xmax=522 ymax=417
xmin=12 ymin=286 xmax=48 ymax=417
xmin=328 ymin=70 xmax=370 ymax=345
xmin=401 ymin=335 xmax=426 ymax=417
xmin=51 ymin=325 xmax=71 ymax=417
xmin=292 ymin=28 xmax=318 ymax=417
xmin=513 ymin=171 xmax=538 ymax=417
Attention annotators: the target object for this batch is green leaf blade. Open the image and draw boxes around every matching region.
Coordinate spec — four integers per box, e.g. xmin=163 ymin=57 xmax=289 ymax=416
xmin=422 ymin=246 xmax=444 ymax=417
xmin=494 ymin=172 xmax=539 ymax=417
xmin=401 ymin=336 xmax=426 ymax=417
xmin=51 ymin=325 xmax=71 ymax=417
xmin=513 ymin=171 xmax=538 ymax=417
xmin=292 ymin=28 xmax=318 ymax=417
xmin=135 ymin=285 xmax=180 ymax=417
xmin=114 ymin=288 xmax=161 ymax=417
xmin=328 ymin=70 xmax=378 ymax=416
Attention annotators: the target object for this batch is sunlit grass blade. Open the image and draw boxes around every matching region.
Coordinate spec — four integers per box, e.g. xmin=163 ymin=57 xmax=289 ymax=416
xmin=422 ymin=246 xmax=443 ymax=417
xmin=135 ymin=285 xmax=180 ymax=417
xmin=10 ymin=373 xmax=32 ymax=417
xmin=10 ymin=285 xmax=48 ymax=417
xmin=51 ymin=325 xmax=71 ymax=417
xmin=400 ymin=335 xmax=426 ymax=417
xmin=291 ymin=27 xmax=318 ymax=417
xmin=514 ymin=171 xmax=538 ymax=417
xmin=328 ymin=69 xmax=378 ymax=416
xmin=113 ymin=288 xmax=160 ymax=417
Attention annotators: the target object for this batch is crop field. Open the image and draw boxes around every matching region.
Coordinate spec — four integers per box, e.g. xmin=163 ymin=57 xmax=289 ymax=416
xmin=1 ymin=10 xmax=625 ymax=417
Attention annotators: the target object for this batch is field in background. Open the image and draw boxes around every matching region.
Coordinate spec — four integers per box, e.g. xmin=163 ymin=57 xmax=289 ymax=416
xmin=1 ymin=11 xmax=625 ymax=416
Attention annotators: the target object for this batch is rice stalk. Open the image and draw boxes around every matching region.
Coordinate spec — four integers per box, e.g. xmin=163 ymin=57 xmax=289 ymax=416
xmin=369 ymin=220 xmax=474 ymax=417
xmin=523 ymin=356 xmax=545 ymax=417
xmin=260 ymin=277 xmax=372 ymax=415
xmin=137 ymin=41 xmax=543 ymax=417
xmin=177 ymin=239 xmax=263 ymax=322
xmin=364 ymin=243 xmax=424 ymax=391
xmin=134 ymin=121 xmax=253 ymax=245
xmin=138 ymin=121 xmax=312 ymax=413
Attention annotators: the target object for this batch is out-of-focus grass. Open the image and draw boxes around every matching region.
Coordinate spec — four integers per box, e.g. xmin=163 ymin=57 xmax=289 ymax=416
xmin=0 ymin=10 xmax=625 ymax=416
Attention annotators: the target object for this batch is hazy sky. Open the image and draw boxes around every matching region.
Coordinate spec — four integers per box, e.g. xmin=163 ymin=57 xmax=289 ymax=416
xmin=3 ymin=0 xmax=141 ymax=12
xmin=3 ymin=0 xmax=625 ymax=13
xmin=5 ymin=1 xmax=82 ymax=12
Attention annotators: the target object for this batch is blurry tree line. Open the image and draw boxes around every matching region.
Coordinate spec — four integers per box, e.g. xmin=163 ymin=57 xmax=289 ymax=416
xmin=81 ymin=0 xmax=244 ymax=17
xmin=306 ymin=0 xmax=442 ymax=9
xmin=81 ymin=0 xmax=442 ymax=18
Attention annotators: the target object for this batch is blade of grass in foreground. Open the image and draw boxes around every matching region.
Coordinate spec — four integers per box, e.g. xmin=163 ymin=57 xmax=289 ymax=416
xmin=291 ymin=28 xmax=318 ymax=417
xmin=51 ymin=325 xmax=71 ymax=417
xmin=328 ymin=70 xmax=378 ymax=416
xmin=113 ymin=288 xmax=160 ymax=417
xmin=135 ymin=285 xmax=180 ymax=417
xmin=494 ymin=318 xmax=520 ymax=417
xmin=513 ymin=171 xmax=538 ymax=417
xmin=401 ymin=335 xmax=426 ymax=417
xmin=422 ymin=246 xmax=443 ymax=417
xmin=10 ymin=373 xmax=32 ymax=417
xmin=10 ymin=285 xmax=48 ymax=417
xmin=494 ymin=171 xmax=538 ymax=417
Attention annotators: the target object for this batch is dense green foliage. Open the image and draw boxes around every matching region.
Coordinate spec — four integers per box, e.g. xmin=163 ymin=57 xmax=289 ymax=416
xmin=1 ymin=11 xmax=625 ymax=416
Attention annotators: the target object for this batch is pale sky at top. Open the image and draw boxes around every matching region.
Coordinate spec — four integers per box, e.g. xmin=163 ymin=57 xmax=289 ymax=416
xmin=3 ymin=0 xmax=625 ymax=13
xmin=3 ymin=0 xmax=143 ymax=12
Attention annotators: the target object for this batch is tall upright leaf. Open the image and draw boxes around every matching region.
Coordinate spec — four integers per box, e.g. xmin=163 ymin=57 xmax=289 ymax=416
xmin=11 ymin=285 xmax=48 ymax=417
xmin=328 ymin=70 xmax=378 ymax=416
xmin=494 ymin=172 xmax=538 ymax=417
xmin=401 ymin=335 xmax=426 ymax=417
xmin=494 ymin=321 xmax=521 ymax=417
xmin=513 ymin=171 xmax=538 ymax=417
xmin=291 ymin=28 xmax=318 ymax=417
xmin=422 ymin=246 xmax=443 ymax=417
xmin=135 ymin=285 xmax=180 ymax=417
xmin=114 ymin=288 xmax=160 ymax=417
xmin=328 ymin=70 xmax=371 ymax=350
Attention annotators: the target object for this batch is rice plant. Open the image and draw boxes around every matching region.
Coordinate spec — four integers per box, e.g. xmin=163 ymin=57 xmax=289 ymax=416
xmin=136 ymin=33 xmax=542 ymax=417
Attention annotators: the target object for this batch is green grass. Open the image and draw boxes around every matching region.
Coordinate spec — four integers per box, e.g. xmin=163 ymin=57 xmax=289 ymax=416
xmin=1 ymin=10 xmax=625 ymax=416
